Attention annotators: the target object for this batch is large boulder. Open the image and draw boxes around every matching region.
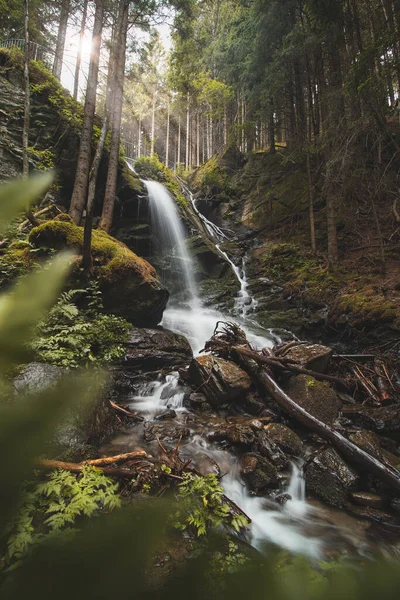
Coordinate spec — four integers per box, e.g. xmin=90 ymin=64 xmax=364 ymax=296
xmin=143 ymin=422 xmax=190 ymax=443
xmin=355 ymin=405 xmax=400 ymax=435
xmin=282 ymin=374 xmax=342 ymax=424
xmin=208 ymin=424 xmax=256 ymax=446
xmin=13 ymin=362 xmax=117 ymax=458
xmin=29 ymin=216 xmax=169 ymax=326
xmin=240 ymin=453 xmax=279 ymax=493
xmin=304 ymin=447 xmax=359 ymax=507
xmin=123 ymin=326 xmax=193 ymax=370
xmin=282 ymin=344 xmax=333 ymax=374
xmin=188 ymin=355 xmax=251 ymax=406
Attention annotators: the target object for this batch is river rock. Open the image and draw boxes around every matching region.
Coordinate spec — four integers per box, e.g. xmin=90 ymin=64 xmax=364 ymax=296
xmin=355 ymin=405 xmax=400 ymax=434
xmin=143 ymin=422 xmax=190 ymax=443
xmin=263 ymin=423 xmax=302 ymax=456
xmin=283 ymin=374 xmax=342 ymax=424
xmin=188 ymin=355 xmax=251 ymax=406
xmin=240 ymin=452 xmax=279 ymax=493
xmin=351 ymin=491 xmax=386 ymax=509
xmin=208 ymin=424 xmax=255 ymax=446
xmin=282 ymin=344 xmax=333 ymax=373
xmin=253 ymin=430 xmax=288 ymax=470
xmin=13 ymin=362 xmax=117 ymax=457
xmin=123 ymin=326 xmax=193 ymax=370
xmin=348 ymin=431 xmax=382 ymax=459
xmin=304 ymin=447 xmax=359 ymax=507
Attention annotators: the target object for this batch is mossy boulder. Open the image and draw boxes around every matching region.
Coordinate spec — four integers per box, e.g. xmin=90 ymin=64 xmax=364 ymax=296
xmin=28 ymin=216 xmax=169 ymax=326
xmin=282 ymin=374 xmax=342 ymax=425
xmin=188 ymin=355 xmax=252 ymax=406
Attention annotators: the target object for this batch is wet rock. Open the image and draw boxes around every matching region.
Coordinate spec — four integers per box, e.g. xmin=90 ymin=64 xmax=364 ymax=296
xmin=188 ymin=355 xmax=251 ymax=406
xmin=356 ymin=405 xmax=400 ymax=434
xmin=187 ymin=392 xmax=207 ymax=408
xmin=13 ymin=362 xmax=117 ymax=455
xmin=253 ymin=430 xmax=288 ymax=470
xmin=275 ymin=493 xmax=292 ymax=504
xmin=208 ymin=424 xmax=255 ymax=446
xmin=123 ymin=327 xmax=193 ymax=370
xmin=240 ymin=452 xmax=279 ymax=493
xmin=351 ymin=491 xmax=386 ymax=509
xmin=390 ymin=498 xmax=400 ymax=513
xmin=14 ymin=362 xmax=66 ymax=394
xmin=283 ymin=375 xmax=342 ymax=424
xmin=155 ymin=409 xmax=177 ymax=421
xmin=304 ymin=447 xmax=359 ymax=507
xmin=349 ymin=431 xmax=382 ymax=459
xmin=283 ymin=344 xmax=333 ymax=373
xmin=143 ymin=422 xmax=190 ymax=443
xmin=346 ymin=505 xmax=398 ymax=525
xmin=242 ymin=393 xmax=265 ymax=416
xmin=264 ymin=423 xmax=302 ymax=456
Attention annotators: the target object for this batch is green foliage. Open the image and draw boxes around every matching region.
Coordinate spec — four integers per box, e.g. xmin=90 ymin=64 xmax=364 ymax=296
xmin=173 ymin=473 xmax=248 ymax=536
xmin=134 ymin=155 xmax=187 ymax=207
xmin=6 ymin=466 xmax=120 ymax=565
xmin=27 ymin=148 xmax=54 ymax=170
xmin=30 ymin=283 xmax=131 ymax=368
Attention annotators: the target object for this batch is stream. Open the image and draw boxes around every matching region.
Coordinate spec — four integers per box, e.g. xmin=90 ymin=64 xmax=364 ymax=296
xmin=104 ymin=177 xmax=390 ymax=559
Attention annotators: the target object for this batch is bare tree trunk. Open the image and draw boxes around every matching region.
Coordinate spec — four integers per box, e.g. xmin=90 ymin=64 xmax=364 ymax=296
xmin=150 ymin=82 xmax=156 ymax=156
xmin=73 ymin=0 xmax=89 ymax=100
xmin=98 ymin=0 xmax=128 ymax=232
xmin=138 ymin=119 xmax=141 ymax=158
xmin=306 ymin=150 xmax=316 ymax=254
xmin=177 ymin=115 xmax=181 ymax=166
xmin=53 ymin=0 xmax=70 ymax=80
xmin=327 ymin=193 xmax=338 ymax=269
xmin=165 ymin=100 xmax=170 ymax=166
xmin=269 ymin=98 xmax=275 ymax=153
xmin=69 ymin=0 xmax=104 ymax=225
xmin=196 ymin=110 xmax=200 ymax=166
xmin=185 ymin=93 xmax=190 ymax=169
xmin=22 ymin=0 xmax=37 ymax=226
xmin=22 ymin=0 xmax=30 ymax=181
xmin=83 ymin=115 xmax=109 ymax=273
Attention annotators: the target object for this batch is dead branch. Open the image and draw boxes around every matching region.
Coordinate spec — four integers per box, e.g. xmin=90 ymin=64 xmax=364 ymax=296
xmin=35 ymin=458 xmax=143 ymax=478
xmin=110 ymin=400 xmax=143 ymax=421
xmin=84 ymin=451 xmax=147 ymax=466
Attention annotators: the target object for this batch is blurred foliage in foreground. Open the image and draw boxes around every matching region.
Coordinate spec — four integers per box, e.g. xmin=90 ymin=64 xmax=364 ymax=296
xmin=0 ymin=175 xmax=400 ymax=599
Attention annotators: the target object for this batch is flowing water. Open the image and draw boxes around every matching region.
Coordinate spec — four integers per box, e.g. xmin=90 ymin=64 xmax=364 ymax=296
xmin=113 ymin=176 xmax=377 ymax=558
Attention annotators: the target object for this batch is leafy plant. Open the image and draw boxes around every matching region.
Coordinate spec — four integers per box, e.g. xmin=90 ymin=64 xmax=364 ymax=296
xmin=6 ymin=466 xmax=121 ymax=565
xmin=30 ymin=283 xmax=131 ymax=368
xmin=173 ymin=473 xmax=248 ymax=536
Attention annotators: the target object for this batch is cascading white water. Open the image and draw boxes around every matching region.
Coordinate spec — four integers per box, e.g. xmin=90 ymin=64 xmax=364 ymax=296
xmin=144 ymin=179 xmax=273 ymax=354
xmin=129 ymin=372 xmax=185 ymax=420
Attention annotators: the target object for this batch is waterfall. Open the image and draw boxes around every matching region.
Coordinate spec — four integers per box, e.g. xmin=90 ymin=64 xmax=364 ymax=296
xmin=143 ymin=180 xmax=200 ymax=308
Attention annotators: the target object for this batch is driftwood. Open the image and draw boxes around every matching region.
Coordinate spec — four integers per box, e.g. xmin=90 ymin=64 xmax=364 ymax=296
xmin=205 ymin=322 xmax=400 ymax=494
xmin=110 ymin=400 xmax=143 ymax=421
xmin=232 ymin=349 xmax=400 ymax=495
xmin=84 ymin=451 xmax=147 ymax=466
xmin=35 ymin=454 xmax=148 ymax=478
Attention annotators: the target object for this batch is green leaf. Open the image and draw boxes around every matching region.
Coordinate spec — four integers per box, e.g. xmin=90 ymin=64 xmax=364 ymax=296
xmin=0 ymin=172 xmax=53 ymax=235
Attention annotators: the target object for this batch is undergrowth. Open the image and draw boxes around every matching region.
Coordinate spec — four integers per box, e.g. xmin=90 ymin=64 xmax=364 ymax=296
xmin=30 ymin=283 xmax=131 ymax=368
xmin=6 ymin=466 xmax=120 ymax=566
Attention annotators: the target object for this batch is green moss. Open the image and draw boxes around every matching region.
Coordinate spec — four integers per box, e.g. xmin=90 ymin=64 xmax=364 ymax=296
xmin=134 ymin=155 xmax=187 ymax=207
xmin=0 ymin=245 xmax=36 ymax=286
xmin=192 ymin=156 xmax=236 ymax=200
xmin=28 ymin=218 xmax=156 ymax=284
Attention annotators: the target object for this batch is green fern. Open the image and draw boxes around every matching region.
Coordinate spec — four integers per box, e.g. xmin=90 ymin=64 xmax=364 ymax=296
xmin=6 ymin=466 xmax=121 ymax=564
xmin=173 ymin=473 xmax=248 ymax=537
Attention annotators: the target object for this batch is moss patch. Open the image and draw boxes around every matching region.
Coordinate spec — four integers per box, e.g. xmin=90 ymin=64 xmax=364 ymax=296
xmin=134 ymin=156 xmax=187 ymax=208
xmin=29 ymin=215 xmax=156 ymax=283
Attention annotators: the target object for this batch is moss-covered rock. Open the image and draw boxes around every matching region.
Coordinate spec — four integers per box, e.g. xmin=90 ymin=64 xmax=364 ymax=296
xmin=29 ymin=216 xmax=169 ymax=326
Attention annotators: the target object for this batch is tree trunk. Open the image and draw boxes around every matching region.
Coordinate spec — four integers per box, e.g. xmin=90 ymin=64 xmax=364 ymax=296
xmin=306 ymin=150 xmax=316 ymax=254
xmin=22 ymin=0 xmax=37 ymax=226
xmin=98 ymin=0 xmax=128 ymax=232
xmin=269 ymin=98 xmax=275 ymax=153
xmin=177 ymin=115 xmax=181 ymax=166
xmin=150 ymin=82 xmax=156 ymax=156
xmin=53 ymin=0 xmax=70 ymax=80
xmin=73 ymin=0 xmax=88 ymax=100
xmin=326 ymin=192 xmax=338 ymax=269
xmin=69 ymin=0 xmax=104 ymax=225
xmin=83 ymin=115 xmax=108 ymax=273
xmin=185 ymin=93 xmax=190 ymax=169
xmin=138 ymin=119 xmax=141 ymax=158
xmin=165 ymin=100 xmax=170 ymax=166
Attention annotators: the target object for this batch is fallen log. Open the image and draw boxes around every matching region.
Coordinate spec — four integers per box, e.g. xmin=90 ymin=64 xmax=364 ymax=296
xmin=232 ymin=349 xmax=400 ymax=495
xmin=35 ymin=458 xmax=144 ymax=479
